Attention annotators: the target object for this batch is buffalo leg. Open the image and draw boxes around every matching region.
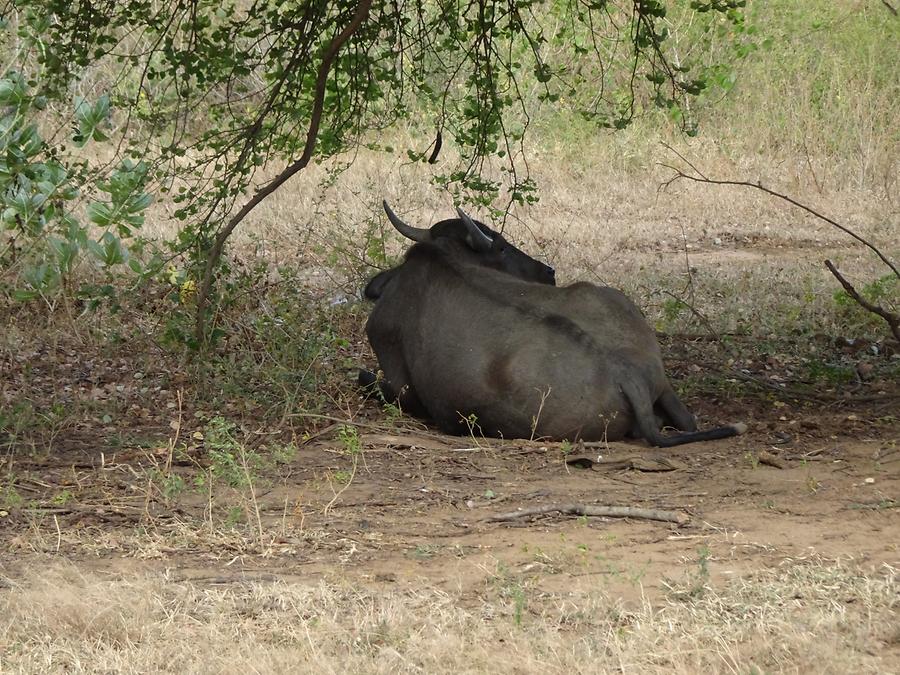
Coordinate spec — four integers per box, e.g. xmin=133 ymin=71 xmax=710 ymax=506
xmin=359 ymin=360 xmax=428 ymax=419
xmin=622 ymin=381 xmax=744 ymax=447
xmin=656 ymin=385 xmax=697 ymax=431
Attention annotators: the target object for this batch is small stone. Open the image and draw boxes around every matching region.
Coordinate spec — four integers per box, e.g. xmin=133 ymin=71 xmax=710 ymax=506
xmin=864 ymin=477 xmax=875 ymax=484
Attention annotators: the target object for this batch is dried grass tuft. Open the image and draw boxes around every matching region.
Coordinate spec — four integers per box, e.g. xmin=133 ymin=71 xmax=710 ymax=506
xmin=1 ymin=559 xmax=895 ymax=673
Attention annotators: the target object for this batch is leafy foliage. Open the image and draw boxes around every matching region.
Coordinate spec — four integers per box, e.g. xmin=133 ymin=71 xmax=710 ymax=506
xmin=0 ymin=69 xmax=153 ymax=305
xmin=1 ymin=0 xmax=749 ymax=344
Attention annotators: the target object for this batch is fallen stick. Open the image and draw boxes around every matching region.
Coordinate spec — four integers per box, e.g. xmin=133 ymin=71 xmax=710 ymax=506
xmin=483 ymin=503 xmax=690 ymax=525
xmin=758 ymin=450 xmax=787 ymax=469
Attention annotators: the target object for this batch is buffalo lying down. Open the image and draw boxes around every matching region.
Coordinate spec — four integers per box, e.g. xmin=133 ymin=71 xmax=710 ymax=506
xmin=362 ymin=201 xmax=745 ymax=447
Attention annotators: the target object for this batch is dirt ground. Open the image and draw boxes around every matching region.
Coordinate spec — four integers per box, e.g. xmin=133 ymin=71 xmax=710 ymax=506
xmin=2 ymin=340 xmax=897 ymax=595
xmin=1 ymin=238 xmax=898 ymax=672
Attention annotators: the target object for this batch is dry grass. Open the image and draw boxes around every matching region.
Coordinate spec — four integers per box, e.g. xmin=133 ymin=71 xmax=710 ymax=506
xmin=4 ymin=3 xmax=896 ymax=342
xmin=139 ymin=137 xmax=893 ymax=340
xmin=0 ymin=559 xmax=895 ymax=674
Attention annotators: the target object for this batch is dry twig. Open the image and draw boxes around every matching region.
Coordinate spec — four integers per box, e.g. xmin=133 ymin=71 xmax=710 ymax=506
xmin=660 ymin=147 xmax=899 ymax=342
xmin=483 ymin=503 xmax=689 ymax=525
xmin=758 ymin=450 xmax=787 ymax=469
xmin=824 ymin=260 xmax=899 ymax=342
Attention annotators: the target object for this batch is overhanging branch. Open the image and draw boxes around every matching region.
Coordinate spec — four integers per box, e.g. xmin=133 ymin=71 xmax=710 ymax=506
xmin=660 ymin=145 xmax=899 ymax=342
xmin=194 ymin=0 xmax=374 ymax=346
xmin=825 ymin=260 xmax=900 ymax=342
xmin=660 ymin=143 xmax=899 ymax=280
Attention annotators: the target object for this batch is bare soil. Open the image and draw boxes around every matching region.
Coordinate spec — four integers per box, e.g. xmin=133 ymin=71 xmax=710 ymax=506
xmin=1 ymin=225 xmax=898 ymax=672
xmin=3 ymin=352 xmax=897 ymax=598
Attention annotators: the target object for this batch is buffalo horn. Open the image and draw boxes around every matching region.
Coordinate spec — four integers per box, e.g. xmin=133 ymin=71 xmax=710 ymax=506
xmin=456 ymin=207 xmax=493 ymax=252
xmin=383 ymin=200 xmax=432 ymax=242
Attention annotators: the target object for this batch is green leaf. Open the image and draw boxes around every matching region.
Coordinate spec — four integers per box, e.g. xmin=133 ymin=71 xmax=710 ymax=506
xmin=0 ymin=73 xmax=27 ymax=106
xmin=86 ymin=202 xmax=113 ymax=227
xmin=13 ymin=289 xmax=40 ymax=301
xmin=534 ymin=63 xmax=553 ymax=83
xmin=74 ymin=94 xmax=111 ymax=147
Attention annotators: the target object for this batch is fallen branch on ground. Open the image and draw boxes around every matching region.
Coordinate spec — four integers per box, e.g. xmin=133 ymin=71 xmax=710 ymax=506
xmin=483 ymin=503 xmax=689 ymax=525
xmin=565 ymin=455 xmax=684 ymax=472
xmin=758 ymin=450 xmax=787 ymax=469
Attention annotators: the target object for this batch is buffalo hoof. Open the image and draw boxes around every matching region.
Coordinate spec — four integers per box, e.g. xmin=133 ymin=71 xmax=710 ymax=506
xmin=358 ymin=368 xmax=378 ymax=389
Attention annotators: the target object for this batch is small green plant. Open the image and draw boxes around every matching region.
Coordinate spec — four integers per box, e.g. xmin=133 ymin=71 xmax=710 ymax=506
xmin=225 ymin=506 xmax=244 ymax=527
xmin=656 ymin=296 xmax=690 ymax=332
xmin=0 ymin=402 xmax=38 ymax=449
xmin=627 ymin=561 xmax=650 ymax=586
xmin=697 ymin=545 xmax=711 ymax=582
xmin=331 ymin=469 xmax=353 ymax=485
xmin=51 ymin=489 xmax=74 ymax=505
xmin=382 ymin=402 xmax=403 ymax=423
xmin=410 ymin=544 xmax=438 ymax=560
xmin=1 ymin=484 xmax=24 ymax=510
xmin=460 ymin=412 xmax=483 ymax=441
xmin=271 ymin=442 xmax=298 ymax=465
xmin=804 ymin=360 xmax=855 ymax=386
xmin=666 ymin=545 xmax=712 ymax=602
xmin=510 ymin=583 xmax=527 ymax=627
xmin=834 ymin=274 xmax=898 ymax=308
xmin=204 ymin=416 xmax=263 ymax=488
xmin=337 ymin=425 xmax=361 ymax=456
xmin=683 ymin=545 xmax=712 ymax=600
xmin=160 ymin=473 xmax=187 ymax=500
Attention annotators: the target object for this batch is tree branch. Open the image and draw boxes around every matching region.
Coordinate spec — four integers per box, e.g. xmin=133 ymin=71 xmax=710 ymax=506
xmin=659 ymin=148 xmax=899 ymax=342
xmin=483 ymin=503 xmax=690 ymax=525
xmin=660 ymin=144 xmax=899 ymax=280
xmin=825 ymin=259 xmax=900 ymax=342
xmin=194 ymin=0 xmax=373 ymax=347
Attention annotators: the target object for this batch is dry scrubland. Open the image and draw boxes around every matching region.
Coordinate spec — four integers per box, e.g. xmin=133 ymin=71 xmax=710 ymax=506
xmin=1 ymin=561 xmax=896 ymax=673
xmin=2 ymin=2 xmax=900 ymax=673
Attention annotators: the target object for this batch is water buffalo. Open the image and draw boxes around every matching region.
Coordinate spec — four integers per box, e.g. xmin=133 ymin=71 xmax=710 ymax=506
xmin=363 ymin=202 xmax=556 ymax=299
xmin=362 ymin=201 xmax=745 ymax=447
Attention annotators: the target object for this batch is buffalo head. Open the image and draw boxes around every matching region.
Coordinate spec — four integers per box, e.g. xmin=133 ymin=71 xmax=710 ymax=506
xmin=382 ymin=200 xmax=556 ymax=286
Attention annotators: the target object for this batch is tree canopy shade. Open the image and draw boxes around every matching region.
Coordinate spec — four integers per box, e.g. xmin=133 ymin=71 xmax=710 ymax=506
xmin=0 ymin=0 xmax=751 ymax=345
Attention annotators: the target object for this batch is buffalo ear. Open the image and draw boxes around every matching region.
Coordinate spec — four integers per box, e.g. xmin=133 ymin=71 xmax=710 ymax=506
xmin=456 ymin=207 xmax=493 ymax=252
